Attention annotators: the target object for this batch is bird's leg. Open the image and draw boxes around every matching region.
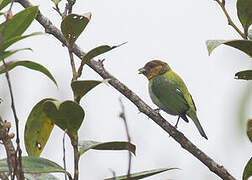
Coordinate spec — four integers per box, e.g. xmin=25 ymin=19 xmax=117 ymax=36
xmin=175 ymin=116 xmax=180 ymax=128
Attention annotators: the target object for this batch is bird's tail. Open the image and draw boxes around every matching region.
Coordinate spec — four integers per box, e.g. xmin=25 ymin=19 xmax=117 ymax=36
xmin=187 ymin=110 xmax=208 ymax=140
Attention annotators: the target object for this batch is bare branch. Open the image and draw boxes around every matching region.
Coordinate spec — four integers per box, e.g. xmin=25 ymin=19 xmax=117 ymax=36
xmin=15 ymin=0 xmax=236 ymax=179
xmin=119 ymin=98 xmax=132 ymax=179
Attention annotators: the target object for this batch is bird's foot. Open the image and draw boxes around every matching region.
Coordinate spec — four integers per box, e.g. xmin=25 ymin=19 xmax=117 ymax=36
xmin=174 ymin=116 xmax=180 ymax=129
xmin=154 ymin=108 xmax=161 ymax=114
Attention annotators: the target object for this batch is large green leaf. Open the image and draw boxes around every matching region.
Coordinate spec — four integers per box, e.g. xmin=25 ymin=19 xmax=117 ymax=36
xmin=43 ymin=100 xmax=85 ymax=135
xmin=243 ymin=157 xmax=252 ymax=180
xmin=237 ymin=0 xmax=252 ymax=34
xmin=24 ymin=173 xmax=60 ymax=180
xmin=82 ymin=43 xmax=126 ymax=64
xmin=78 ymin=140 xmax=136 ymax=156
xmin=0 ymin=32 xmax=43 ymax=51
xmin=71 ymin=79 xmax=109 ymax=102
xmin=25 ymin=98 xmax=55 ymax=157
xmin=0 ymin=6 xmax=38 ymax=42
xmin=0 ymin=0 xmax=11 ymax=11
xmin=0 ymin=60 xmax=57 ymax=86
xmin=61 ymin=13 xmax=91 ymax=46
xmin=0 ymin=156 xmax=72 ymax=179
xmin=235 ymin=70 xmax=252 ymax=80
xmin=0 ymin=48 xmax=32 ymax=60
xmin=206 ymin=40 xmax=252 ymax=57
xmin=247 ymin=119 xmax=252 ymax=142
xmin=105 ymin=167 xmax=178 ymax=180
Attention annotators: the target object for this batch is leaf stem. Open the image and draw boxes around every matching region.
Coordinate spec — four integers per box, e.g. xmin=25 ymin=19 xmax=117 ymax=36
xmin=70 ymin=135 xmax=79 ymax=180
xmin=63 ymin=131 xmax=67 ymax=180
xmin=68 ymin=47 xmax=78 ymax=82
xmin=215 ymin=0 xmax=246 ymax=39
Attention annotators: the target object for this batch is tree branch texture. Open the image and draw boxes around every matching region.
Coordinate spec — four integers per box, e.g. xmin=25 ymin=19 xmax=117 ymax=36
xmin=0 ymin=117 xmax=16 ymax=178
xmin=15 ymin=0 xmax=236 ymax=179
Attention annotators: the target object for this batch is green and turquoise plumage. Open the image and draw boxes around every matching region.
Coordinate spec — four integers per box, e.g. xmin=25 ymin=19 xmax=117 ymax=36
xmin=139 ymin=60 xmax=208 ymax=139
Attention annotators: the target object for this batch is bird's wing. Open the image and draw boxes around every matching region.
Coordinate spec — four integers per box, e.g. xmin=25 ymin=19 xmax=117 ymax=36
xmin=190 ymin=94 xmax=197 ymax=111
xmin=151 ymin=76 xmax=189 ymax=115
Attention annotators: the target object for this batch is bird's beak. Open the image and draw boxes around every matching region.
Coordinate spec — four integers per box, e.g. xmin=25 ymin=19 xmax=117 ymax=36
xmin=138 ymin=67 xmax=146 ymax=74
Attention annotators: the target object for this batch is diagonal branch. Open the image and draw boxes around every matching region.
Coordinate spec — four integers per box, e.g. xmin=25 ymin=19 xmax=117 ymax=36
xmin=15 ymin=0 xmax=236 ymax=179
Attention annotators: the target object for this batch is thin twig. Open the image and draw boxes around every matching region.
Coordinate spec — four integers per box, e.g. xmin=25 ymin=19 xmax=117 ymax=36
xmin=215 ymin=0 xmax=246 ymax=39
xmin=68 ymin=47 xmax=78 ymax=82
xmin=53 ymin=4 xmax=63 ymax=18
xmin=3 ymin=59 xmax=24 ymax=180
xmin=0 ymin=1 xmax=24 ymax=179
xmin=0 ymin=172 xmax=8 ymax=180
xmin=119 ymin=98 xmax=132 ymax=179
xmin=63 ymin=130 xmax=67 ymax=180
xmin=15 ymin=1 xmax=236 ymax=179
xmin=66 ymin=0 xmax=76 ymax=14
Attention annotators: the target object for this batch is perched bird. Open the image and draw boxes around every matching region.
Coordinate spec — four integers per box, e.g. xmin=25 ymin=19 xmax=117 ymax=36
xmin=138 ymin=60 xmax=208 ymax=139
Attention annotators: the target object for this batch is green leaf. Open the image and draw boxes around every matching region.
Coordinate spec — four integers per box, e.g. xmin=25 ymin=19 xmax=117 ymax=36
xmin=71 ymin=79 xmax=109 ymax=102
xmin=0 ymin=156 xmax=71 ymax=178
xmin=249 ymin=29 xmax=252 ymax=40
xmin=235 ymin=70 xmax=252 ymax=80
xmin=43 ymin=100 xmax=85 ymax=135
xmin=82 ymin=43 xmax=126 ymax=64
xmin=0 ymin=60 xmax=57 ymax=86
xmin=25 ymin=98 xmax=55 ymax=157
xmin=0 ymin=6 xmax=38 ymax=42
xmin=0 ymin=48 xmax=32 ymax=60
xmin=105 ymin=167 xmax=178 ymax=180
xmin=0 ymin=0 xmax=11 ymax=11
xmin=51 ymin=0 xmax=61 ymax=5
xmin=247 ymin=119 xmax=252 ymax=142
xmin=78 ymin=140 xmax=136 ymax=156
xmin=0 ymin=32 xmax=43 ymax=51
xmin=237 ymin=0 xmax=252 ymax=34
xmin=24 ymin=173 xmax=60 ymax=180
xmin=61 ymin=13 xmax=91 ymax=46
xmin=206 ymin=40 xmax=252 ymax=57
xmin=243 ymin=157 xmax=252 ymax=180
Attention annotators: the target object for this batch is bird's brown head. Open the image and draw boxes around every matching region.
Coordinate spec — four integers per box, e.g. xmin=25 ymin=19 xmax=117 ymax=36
xmin=138 ymin=60 xmax=170 ymax=80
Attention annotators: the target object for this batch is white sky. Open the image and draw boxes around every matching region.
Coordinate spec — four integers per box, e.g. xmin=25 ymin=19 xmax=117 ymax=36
xmin=0 ymin=0 xmax=252 ymax=179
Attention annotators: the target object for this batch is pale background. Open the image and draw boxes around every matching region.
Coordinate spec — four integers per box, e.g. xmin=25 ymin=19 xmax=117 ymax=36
xmin=0 ymin=0 xmax=251 ymax=179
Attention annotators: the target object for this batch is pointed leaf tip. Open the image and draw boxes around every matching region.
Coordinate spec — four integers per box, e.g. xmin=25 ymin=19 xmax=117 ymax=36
xmin=105 ymin=167 xmax=179 ymax=180
xmin=78 ymin=140 xmax=136 ymax=156
xmin=81 ymin=43 xmax=123 ymax=64
xmin=235 ymin=70 xmax=252 ymax=80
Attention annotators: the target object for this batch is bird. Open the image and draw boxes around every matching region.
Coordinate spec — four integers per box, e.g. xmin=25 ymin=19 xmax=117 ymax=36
xmin=138 ymin=60 xmax=208 ymax=139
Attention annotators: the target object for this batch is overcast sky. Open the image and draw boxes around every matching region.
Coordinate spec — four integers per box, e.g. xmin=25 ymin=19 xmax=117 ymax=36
xmin=0 ymin=0 xmax=252 ymax=179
